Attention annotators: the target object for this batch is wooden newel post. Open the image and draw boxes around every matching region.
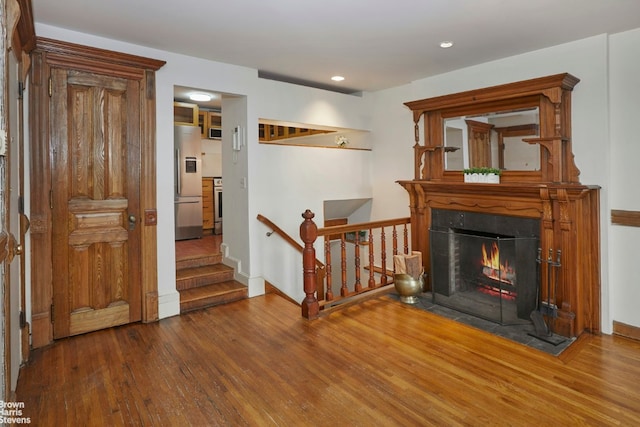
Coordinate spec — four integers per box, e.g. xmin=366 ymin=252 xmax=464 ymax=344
xmin=300 ymin=209 xmax=320 ymax=319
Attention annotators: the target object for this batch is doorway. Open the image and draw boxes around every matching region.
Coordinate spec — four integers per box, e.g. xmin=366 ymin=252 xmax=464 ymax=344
xmin=173 ymin=86 xmax=223 ymax=263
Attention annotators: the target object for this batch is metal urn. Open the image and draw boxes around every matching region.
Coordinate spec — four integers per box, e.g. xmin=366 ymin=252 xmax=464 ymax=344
xmin=393 ymin=273 xmax=424 ymax=304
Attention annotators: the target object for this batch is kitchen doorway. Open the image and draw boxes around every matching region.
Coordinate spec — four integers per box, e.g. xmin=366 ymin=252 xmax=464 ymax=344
xmin=173 ymin=85 xmax=224 ymax=262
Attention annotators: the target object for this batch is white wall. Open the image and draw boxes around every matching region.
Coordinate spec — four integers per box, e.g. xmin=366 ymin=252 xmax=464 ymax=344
xmin=609 ymin=28 xmax=640 ymax=329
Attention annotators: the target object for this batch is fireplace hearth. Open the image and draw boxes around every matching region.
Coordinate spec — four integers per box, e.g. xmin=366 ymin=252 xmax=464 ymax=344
xmin=430 ymin=209 xmax=539 ymax=325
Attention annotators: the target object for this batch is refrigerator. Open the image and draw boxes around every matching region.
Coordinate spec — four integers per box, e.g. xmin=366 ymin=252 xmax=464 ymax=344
xmin=174 ymin=125 xmax=203 ymax=240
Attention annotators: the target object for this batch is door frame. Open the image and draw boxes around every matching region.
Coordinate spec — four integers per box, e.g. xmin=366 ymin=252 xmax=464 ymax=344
xmin=1 ymin=0 xmax=36 ymax=398
xmin=28 ymin=38 xmax=165 ymax=348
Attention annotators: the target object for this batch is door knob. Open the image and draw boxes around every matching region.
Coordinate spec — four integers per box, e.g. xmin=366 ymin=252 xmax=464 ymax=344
xmin=128 ymin=214 xmax=137 ymax=231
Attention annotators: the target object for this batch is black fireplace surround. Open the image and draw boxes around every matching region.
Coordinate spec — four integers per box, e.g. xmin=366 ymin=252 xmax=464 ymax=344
xmin=429 ymin=209 xmax=540 ymax=325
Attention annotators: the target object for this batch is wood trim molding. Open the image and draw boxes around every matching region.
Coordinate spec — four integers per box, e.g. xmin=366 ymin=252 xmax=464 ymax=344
xmin=36 ymin=37 xmax=165 ymax=71
xmin=404 ymin=73 xmax=580 ymax=120
xmin=265 ymin=282 xmax=300 ymax=307
xmin=0 ymin=232 xmax=8 ymax=264
xmin=611 ymin=210 xmax=640 ymax=227
xmin=613 ymin=321 xmax=640 ymax=342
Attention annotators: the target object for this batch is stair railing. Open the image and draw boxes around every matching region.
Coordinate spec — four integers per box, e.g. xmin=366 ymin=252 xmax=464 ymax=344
xmin=256 ymin=214 xmax=327 ymax=303
xmin=300 ymin=209 xmax=412 ymax=319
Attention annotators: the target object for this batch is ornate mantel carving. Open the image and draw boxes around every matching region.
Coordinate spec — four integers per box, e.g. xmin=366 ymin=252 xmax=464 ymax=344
xmin=405 ymin=73 xmax=582 ymax=184
xmin=399 ymin=74 xmax=601 ymax=338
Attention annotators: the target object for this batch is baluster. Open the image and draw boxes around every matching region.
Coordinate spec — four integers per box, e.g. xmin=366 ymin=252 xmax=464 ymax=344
xmin=354 ymin=231 xmax=362 ymax=292
xmin=368 ymin=227 xmax=375 ymax=288
xmin=392 ymin=225 xmax=399 ymax=256
xmin=340 ymin=234 xmax=348 ymax=296
xmin=380 ymin=227 xmax=387 ymax=285
xmin=404 ymin=223 xmax=409 ymax=254
xmin=300 ymin=210 xmax=319 ymax=319
xmin=325 ymin=236 xmax=333 ymax=301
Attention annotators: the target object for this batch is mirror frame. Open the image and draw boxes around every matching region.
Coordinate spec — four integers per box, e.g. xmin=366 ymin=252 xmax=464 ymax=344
xmin=404 ymin=73 xmax=581 ymax=184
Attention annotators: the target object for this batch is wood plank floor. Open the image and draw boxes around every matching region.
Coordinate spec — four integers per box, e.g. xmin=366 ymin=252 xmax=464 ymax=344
xmin=175 ymin=234 xmax=221 ymax=260
xmin=15 ymin=294 xmax=640 ymax=426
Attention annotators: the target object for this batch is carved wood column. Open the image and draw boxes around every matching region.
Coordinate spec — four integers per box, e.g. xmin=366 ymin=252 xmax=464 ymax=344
xmin=398 ymin=182 xmax=430 ymax=289
xmin=555 ymin=189 xmax=576 ymax=337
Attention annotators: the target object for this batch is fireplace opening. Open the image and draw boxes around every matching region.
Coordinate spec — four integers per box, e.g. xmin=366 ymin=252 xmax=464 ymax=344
xmin=429 ymin=210 xmax=540 ymax=325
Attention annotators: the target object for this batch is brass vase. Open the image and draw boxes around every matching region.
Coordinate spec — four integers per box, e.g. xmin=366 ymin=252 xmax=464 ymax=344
xmin=394 ymin=273 xmax=424 ymax=304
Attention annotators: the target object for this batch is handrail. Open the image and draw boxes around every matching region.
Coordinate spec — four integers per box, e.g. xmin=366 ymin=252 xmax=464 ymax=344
xmin=256 ymin=214 xmax=324 ymax=268
xmin=317 ymin=217 xmax=411 ymax=236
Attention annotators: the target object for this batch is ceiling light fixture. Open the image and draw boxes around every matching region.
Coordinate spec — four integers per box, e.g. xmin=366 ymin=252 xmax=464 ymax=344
xmin=331 ymin=75 xmax=345 ymax=82
xmin=190 ymin=93 xmax=212 ymax=102
xmin=440 ymin=41 xmax=454 ymax=49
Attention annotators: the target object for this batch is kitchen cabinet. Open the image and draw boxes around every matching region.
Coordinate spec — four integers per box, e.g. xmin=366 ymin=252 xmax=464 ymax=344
xmin=194 ymin=110 xmax=222 ymax=139
xmin=202 ymin=178 xmax=214 ymax=233
xmin=174 ymin=102 xmax=199 ymax=126
xmin=208 ymin=111 xmax=222 ymax=128
xmin=198 ymin=111 xmax=207 ymax=138
xmin=207 ymin=112 xmax=222 ymax=139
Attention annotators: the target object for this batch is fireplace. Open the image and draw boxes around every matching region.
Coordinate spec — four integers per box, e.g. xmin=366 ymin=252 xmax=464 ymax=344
xmin=430 ymin=209 xmax=539 ymax=325
xmin=398 ymin=73 xmax=601 ymax=338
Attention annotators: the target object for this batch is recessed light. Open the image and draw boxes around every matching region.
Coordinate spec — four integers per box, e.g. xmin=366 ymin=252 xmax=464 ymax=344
xmin=190 ymin=93 xmax=212 ymax=102
xmin=331 ymin=75 xmax=345 ymax=82
xmin=440 ymin=41 xmax=454 ymax=49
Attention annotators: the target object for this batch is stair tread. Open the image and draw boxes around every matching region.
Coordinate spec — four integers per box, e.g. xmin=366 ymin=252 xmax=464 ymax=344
xmin=180 ymin=280 xmax=246 ymax=300
xmin=176 ymin=264 xmax=234 ymax=280
xmin=179 ymin=281 xmax=248 ymax=313
xmin=176 ymin=253 xmax=223 ymax=271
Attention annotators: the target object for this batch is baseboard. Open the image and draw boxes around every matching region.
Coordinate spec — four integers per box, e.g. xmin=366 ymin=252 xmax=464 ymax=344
xmin=265 ymin=282 xmax=300 ymax=306
xmin=158 ymin=291 xmax=180 ymax=319
xmin=613 ymin=320 xmax=640 ymax=341
xmin=220 ymin=242 xmax=265 ymax=297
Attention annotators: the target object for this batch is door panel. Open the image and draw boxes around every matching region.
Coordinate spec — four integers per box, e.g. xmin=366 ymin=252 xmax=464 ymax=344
xmin=51 ymin=68 xmax=141 ymax=339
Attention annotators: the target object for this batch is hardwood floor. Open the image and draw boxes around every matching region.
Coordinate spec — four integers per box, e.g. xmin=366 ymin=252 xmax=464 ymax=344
xmin=175 ymin=234 xmax=222 ymax=260
xmin=15 ymin=294 xmax=640 ymax=426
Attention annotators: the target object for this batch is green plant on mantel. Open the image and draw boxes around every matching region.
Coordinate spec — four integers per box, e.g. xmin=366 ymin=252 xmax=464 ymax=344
xmin=463 ymin=167 xmax=502 ymax=175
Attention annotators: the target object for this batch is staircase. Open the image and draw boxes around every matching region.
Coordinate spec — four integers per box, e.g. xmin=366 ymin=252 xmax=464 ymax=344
xmin=176 ymin=239 xmax=248 ymax=313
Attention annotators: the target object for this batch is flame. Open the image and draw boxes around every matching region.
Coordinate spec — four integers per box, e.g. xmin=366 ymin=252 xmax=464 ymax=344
xmin=481 ymin=242 xmax=515 ymax=285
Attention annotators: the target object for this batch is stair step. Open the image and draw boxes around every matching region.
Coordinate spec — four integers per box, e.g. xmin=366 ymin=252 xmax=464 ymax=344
xmin=179 ymin=281 xmax=248 ymax=313
xmin=176 ymin=253 xmax=222 ymax=270
xmin=176 ymin=264 xmax=235 ymax=291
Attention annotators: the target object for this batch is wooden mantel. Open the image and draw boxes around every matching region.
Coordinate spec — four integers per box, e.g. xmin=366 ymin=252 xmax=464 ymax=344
xmin=400 ymin=74 xmax=601 ymax=338
xmin=398 ymin=180 xmax=600 ymax=338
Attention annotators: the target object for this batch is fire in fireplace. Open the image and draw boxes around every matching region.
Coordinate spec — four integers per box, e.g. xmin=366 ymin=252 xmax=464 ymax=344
xmin=429 ymin=209 xmax=540 ymax=325
xmin=481 ymin=241 xmax=515 ymax=285
xmin=477 ymin=240 xmax=517 ymax=303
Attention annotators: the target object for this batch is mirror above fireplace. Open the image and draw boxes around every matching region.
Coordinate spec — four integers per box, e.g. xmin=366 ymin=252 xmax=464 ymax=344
xmin=404 ymin=73 xmax=581 ymax=184
xmin=443 ymin=107 xmax=540 ymax=171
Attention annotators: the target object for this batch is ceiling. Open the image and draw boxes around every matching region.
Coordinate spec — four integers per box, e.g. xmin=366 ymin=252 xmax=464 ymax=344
xmin=33 ymin=0 xmax=640 ymax=94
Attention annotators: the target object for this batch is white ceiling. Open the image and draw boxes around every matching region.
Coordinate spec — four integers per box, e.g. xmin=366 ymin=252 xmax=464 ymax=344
xmin=33 ymin=0 xmax=640 ymax=94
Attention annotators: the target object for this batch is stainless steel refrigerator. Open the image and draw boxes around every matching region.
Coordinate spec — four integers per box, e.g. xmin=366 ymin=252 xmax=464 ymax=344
xmin=174 ymin=125 xmax=203 ymax=240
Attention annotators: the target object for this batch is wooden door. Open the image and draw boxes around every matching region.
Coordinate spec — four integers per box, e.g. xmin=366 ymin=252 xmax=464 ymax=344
xmin=50 ymin=68 xmax=142 ymax=338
